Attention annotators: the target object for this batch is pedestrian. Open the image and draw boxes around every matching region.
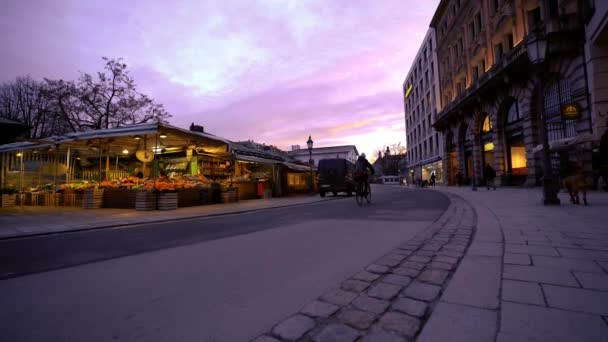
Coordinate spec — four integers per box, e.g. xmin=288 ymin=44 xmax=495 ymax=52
xmin=456 ymin=171 xmax=463 ymax=186
xmin=484 ymin=163 xmax=497 ymax=190
xmin=430 ymin=172 xmax=436 ymax=187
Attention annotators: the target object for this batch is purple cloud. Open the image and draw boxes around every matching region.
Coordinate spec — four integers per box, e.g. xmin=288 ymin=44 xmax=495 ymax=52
xmin=0 ymin=0 xmax=439 ymax=156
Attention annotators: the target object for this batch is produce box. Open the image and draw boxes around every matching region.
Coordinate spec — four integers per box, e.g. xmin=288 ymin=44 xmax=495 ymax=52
xmin=83 ymin=189 xmax=104 ymax=209
xmin=135 ymin=192 xmax=157 ymax=211
xmin=103 ymin=189 xmax=137 ymax=209
xmin=158 ymin=192 xmax=178 ymax=210
xmin=1 ymin=194 xmax=16 ymax=208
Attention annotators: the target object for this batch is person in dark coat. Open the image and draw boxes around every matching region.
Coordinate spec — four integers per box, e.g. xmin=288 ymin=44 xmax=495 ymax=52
xmin=484 ymin=163 xmax=497 ymax=190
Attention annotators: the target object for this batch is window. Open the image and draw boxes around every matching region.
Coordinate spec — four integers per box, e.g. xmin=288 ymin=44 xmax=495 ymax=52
xmin=481 ymin=115 xmax=492 ymax=133
xmin=507 ymin=34 xmax=514 ymax=50
xmin=456 ymin=82 xmax=463 ymax=96
xmin=480 ymin=59 xmax=486 ymax=72
xmin=528 ymin=7 xmax=542 ymax=30
xmin=431 ymin=62 xmax=434 ymax=75
xmin=436 ymin=133 xmax=439 ymax=150
xmin=475 ymin=13 xmax=482 ymax=33
xmin=506 ymin=100 xmax=520 ymax=123
xmin=494 ymin=43 xmax=504 ymax=60
xmin=423 ymin=120 xmax=426 ymax=134
xmin=472 ymin=66 xmax=479 ymax=82
xmin=428 ymin=115 xmax=432 ymax=128
xmin=548 ymin=0 xmax=559 ymax=17
xmin=469 ymin=21 xmax=476 ymax=39
xmin=430 ymin=137 xmax=434 ymax=154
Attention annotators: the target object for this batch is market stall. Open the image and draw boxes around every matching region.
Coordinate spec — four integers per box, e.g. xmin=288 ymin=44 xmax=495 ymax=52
xmin=0 ymin=123 xmax=237 ymax=210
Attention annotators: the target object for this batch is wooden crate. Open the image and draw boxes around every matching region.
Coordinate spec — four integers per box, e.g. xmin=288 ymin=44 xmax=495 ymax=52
xmin=158 ymin=192 xmax=178 ymax=210
xmin=1 ymin=194 xmax=16 ymax=208
xmin=220 ymin=189 xmax=239 ymax=203
xmin=135 ymin=192 xmax=157 ymax=211
xmin=83 ymin=189 xmax=104 ymax=209
xmin=103 ymin=189 xmax=137 ymax=209
xmin=43 ymin=193 xmax=62 ymax=207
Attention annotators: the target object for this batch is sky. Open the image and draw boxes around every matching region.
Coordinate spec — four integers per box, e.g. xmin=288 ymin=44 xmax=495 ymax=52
xmin=0 ymin=0 xmax=440 ymax=159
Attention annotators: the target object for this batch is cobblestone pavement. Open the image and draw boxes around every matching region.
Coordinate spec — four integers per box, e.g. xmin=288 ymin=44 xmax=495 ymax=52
xmin=251 ymin=193 xmax=475 ymax=342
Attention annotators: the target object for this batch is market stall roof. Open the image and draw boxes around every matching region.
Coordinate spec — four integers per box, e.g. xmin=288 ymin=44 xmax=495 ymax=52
xmin=235 ymin=154 xmax=282 ymax=165
xmin=283 ymin=162 xmax=313 ymax=172
xmin=0 ymin=141 xmax=52 ymax=153
xmin=0 ymin=122 xmax=232 ymax=156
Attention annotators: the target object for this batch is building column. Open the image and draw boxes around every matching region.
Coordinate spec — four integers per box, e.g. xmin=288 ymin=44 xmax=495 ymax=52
xmin=472 ymin=143 xmax=483 ymax=186
xmin=493 ymin=119 xmax=506 ymax=187
xmin=522 ymin=109 xmax=541 ymax=187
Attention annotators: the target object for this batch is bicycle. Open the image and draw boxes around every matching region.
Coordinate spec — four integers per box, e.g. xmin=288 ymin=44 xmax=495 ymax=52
xmin=355 ymin=178 xmax=372 ymax=206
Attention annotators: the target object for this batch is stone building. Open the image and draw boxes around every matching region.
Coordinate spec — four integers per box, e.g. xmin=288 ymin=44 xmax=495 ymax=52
xmin=430 ymin=0 xmax=597 ymax=187
xmin=403 ymin=28 xmax=444 ymax=184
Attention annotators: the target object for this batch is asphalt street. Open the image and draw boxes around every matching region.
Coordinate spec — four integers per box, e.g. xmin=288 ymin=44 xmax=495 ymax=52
xmin=0 ymin=186 xmax=449 ymax=342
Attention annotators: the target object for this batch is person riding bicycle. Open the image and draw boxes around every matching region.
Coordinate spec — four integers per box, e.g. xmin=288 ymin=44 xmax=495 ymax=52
xmin=354 ymin=153 xmax=375 ymax=195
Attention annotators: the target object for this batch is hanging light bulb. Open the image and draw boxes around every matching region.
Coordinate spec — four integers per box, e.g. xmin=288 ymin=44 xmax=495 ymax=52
xmin=134 ymin=135 xmax=142 ymax=140
xmin=16 ymin=152 xmax=23 ymax=157
xmin=159 ymin=132 xmax=168 ymax=139
xmin=122 ymin=149 xmax=129 ymax=155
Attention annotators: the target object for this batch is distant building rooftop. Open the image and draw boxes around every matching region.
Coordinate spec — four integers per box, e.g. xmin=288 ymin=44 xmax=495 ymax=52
xmin=288 ymin=145 xmax=358 ymax=156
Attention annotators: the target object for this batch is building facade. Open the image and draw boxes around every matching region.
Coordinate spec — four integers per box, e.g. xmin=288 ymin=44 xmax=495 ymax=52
xmin=430 ymin=0 xmax=598 ymax=188
xmin=288 ymin=145 xmax=359 ymax=166
xmin=403 ymin=28 xmax=444 ymax=184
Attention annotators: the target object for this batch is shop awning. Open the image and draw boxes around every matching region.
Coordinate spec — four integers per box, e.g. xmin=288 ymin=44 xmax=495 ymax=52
xmin=283 ymin=162 xmax=312 ymax=172
xmin=0 ymin=141 xmax=52 ymax=153
xmin=235 ymin=154 xmax=281 ymax=165
xmin=420 ymin=155 xmax=442 ymax=165
xmin=532 ymin=132 xmax=597 ymax=153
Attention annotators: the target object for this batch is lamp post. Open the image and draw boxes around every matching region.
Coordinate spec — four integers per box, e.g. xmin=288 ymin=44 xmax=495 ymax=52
xmin=526 ymin=27 xmax=560 ymax=205
xmin=307 ymin=135 xmax=314 ymax=194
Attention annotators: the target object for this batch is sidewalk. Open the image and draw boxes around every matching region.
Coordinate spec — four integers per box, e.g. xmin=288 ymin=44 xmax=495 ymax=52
xmin=418 ymin=186 xmax=608 ymax=342
xmin=0 ymin=195 xmax=340 ymax=239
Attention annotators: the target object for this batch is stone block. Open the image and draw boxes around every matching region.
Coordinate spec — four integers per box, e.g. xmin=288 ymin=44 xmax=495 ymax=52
xmin=416 ymin=250 xmax=436 ymax=257
xmin=301 ymin=300 xmax=340 ymax=318
xmin=366 ymin=264 xmax=390 ymax=274
xmin=501 ymin=280 xmax=545 ymax=306
xmin=500 ymin=301 xmax=608 ymax=342
xmin=438 ymin=250 xmax=464 ymax=258
xmin=341 ymin=279 xmax=370 ymax=293
xmin=392 ymin=267 xmax=420 ymax=278
xmin=542 ymin=284 xmax=608 ymax=315
xmin=503 ymin=265 xmax=579 ymax=287
xmin=367 ymin=283 xmax=402 ymax=300
xmin=408 ymin=255 xmax=432 ymax=263
xmin=505 ymin=244 xmax=559 ymax=257
xmin=252 ymin=336 xmax=281 ymax=342
xmin=433 ymin=255 xmax=459 ymax=265
xmin=441 ymin=256 xmax=501 ymax=309
xmin=531 ymin=256 xmax=604 ymax=273
xmin=313 ymin=324 xmax=359 ymax=342
xmin=574 ymin=272 xmax=608 ymax=291
xmin=338 ymin=309 xmax=376 ymax=329
xmin=442 ymin=244 xmax=467 ymax=253
xmin=376 ymin=312 xmax=421 ymax=338
xmin=352 ymin=295 xmax=390 ymax=314
xmin=557 ymin=248 xmax=608 ymax=261
xmin=402 ymin=281 xmax=441 ymax=302
xmin=391 ymin=297 xmax=427 ymax=317
xmin=376 ymin=256 xmax=402 ymax=267
xmin=504 ymin=253 xmax=531 ymax=265
xmin=360 ymin=330 xmax=407 ymax=342
xmin=320 ymin=289 xmax=358 ymax=306
xmin=381 ymin=274 xmax=412 ymax=287
xmin=399 ymin=261 xmax=426 ymax=270
xmin=421 ymin=244 xmax=443 ymax=252
xmin=417 ymin=302 xmax=497 ymax=342
xmin=417 ymin=268 xmax=450 ymax=285
xmin=352 ymin=271 xmax=381 ymax=282
xmin=272 ymin=314 xmax=316 ymax=341
xmin=468 ymin=242 xmax=503 ymax=257
xmin=427 ymin=261 xmax=454 ymax=271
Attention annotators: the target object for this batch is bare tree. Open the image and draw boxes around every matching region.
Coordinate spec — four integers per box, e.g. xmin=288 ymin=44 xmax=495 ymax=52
xmin=75 ymin=57 xmax=170 ymax=129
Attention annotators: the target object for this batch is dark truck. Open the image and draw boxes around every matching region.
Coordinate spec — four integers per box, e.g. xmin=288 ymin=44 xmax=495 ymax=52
xmin=318 ymin=158 xmax=355 ymax=197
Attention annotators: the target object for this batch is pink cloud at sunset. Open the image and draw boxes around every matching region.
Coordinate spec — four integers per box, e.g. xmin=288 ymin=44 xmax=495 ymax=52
xmin=0 ymin=0 xmax=440 ymax=158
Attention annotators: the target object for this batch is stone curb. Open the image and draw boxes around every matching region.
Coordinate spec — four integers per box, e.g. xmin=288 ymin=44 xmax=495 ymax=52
xmin=252 ymin=192 xmax=477 ymax=342
xmin=0 ymin=196 xmax=344 ymax=241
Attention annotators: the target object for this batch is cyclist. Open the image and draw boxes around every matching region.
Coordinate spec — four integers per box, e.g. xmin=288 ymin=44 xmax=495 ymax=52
xmin=354 ymin=153 xmax=375 ymax=195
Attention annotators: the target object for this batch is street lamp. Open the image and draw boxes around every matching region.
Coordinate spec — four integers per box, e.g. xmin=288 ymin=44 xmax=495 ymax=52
xmin=526 ymin=27 xmax=560 ymax=205
xmin=307 ymin=135 xmax=314 ymax=194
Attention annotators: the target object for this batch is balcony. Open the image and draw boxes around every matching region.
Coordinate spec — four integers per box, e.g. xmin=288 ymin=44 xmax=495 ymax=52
xmin=434 ymin=43 xmax=526 ymax=129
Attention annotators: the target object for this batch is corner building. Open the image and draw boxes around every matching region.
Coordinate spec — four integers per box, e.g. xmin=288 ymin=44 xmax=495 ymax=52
xmin=403 ymin=29 xmax=444 ymax=184
xmin=430 ymin=0 xmax=597 ymax=187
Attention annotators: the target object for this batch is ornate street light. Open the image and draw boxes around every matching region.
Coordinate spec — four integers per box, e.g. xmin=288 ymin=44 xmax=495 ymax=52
xmin=526 ymin=27 xmax=560 ymax=205
xmin=307 ymin=135 xmax=314 ymax=194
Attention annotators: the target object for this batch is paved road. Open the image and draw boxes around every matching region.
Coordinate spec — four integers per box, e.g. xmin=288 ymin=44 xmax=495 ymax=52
xmin=0 ymin=186 xmax=449 ymax=342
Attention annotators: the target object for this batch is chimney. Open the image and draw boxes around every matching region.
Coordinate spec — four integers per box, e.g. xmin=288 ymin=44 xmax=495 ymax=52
xmin=190 ymin=123 xmax=205 ymax=133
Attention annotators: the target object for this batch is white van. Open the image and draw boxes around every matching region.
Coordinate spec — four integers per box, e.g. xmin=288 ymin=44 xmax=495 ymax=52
xmin=379 ymin=176 xmax=401 ymax=185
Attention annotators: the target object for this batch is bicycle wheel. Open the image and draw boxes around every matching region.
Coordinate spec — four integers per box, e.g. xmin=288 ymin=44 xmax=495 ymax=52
xmin=355 ymin=182 xmax=364 ymax=206
xmin=365 ymin=184 xmax=372 ymax=204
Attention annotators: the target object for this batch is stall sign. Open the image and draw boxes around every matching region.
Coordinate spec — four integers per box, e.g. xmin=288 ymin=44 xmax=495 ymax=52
xmin=561 ymin=103 xmax=581 ymax=120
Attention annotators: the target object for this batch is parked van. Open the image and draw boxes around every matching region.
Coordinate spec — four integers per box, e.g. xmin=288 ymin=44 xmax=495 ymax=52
xmin=318 ymin=158 xmax=355 ymax=197
xmin=379 ymin=176 xmax=402 ymax=185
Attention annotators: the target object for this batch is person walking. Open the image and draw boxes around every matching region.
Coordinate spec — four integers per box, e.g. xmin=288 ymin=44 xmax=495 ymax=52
xmin=430 ymin=172 xmax=436 ymax=187
xmin=484 ymin=163 xmax=497 ymax=190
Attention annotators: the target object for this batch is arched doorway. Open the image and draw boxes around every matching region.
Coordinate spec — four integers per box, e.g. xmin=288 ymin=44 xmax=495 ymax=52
xmin=461 ymin=121 xmax=475 ymax=184
xmin=503 ymin=99 xmax=527 ymax=185
xmin=479 ymin=114 xmax=494 ymax=178
xmin=446 ymin=130 xmax=457 ymax=185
